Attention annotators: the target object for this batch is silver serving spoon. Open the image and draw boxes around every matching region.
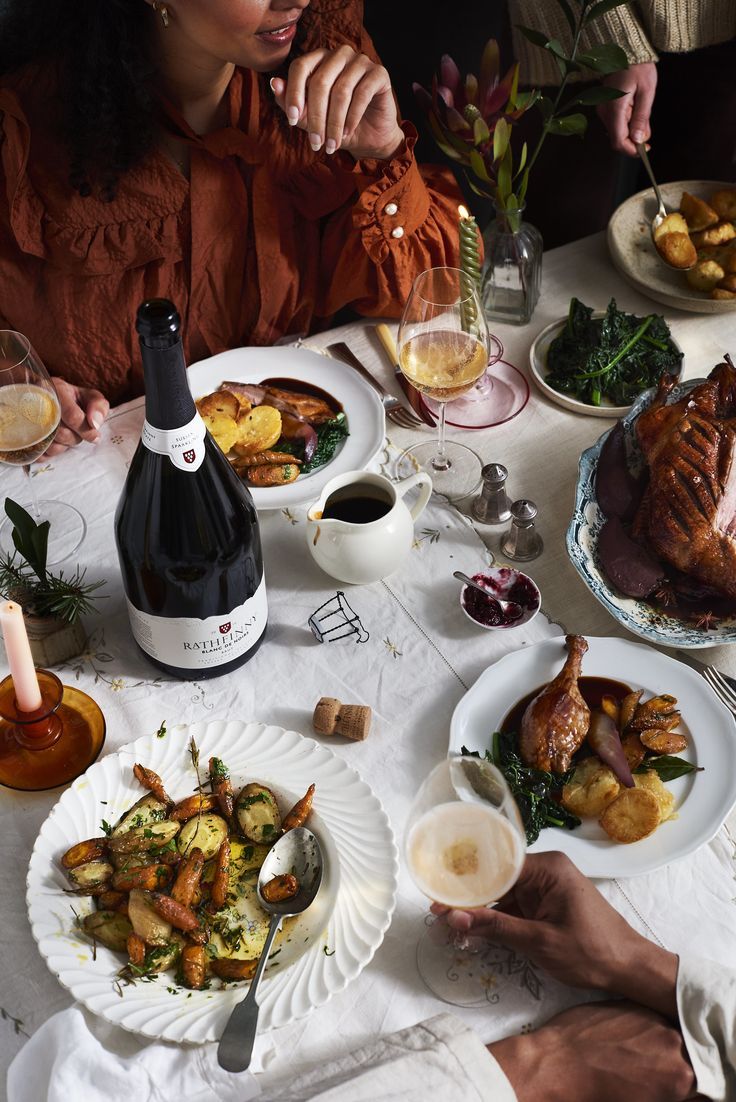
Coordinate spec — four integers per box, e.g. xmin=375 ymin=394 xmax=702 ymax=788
xmin=217 ymin=827 xmax=324 ymax=1073
xmin=636 ymin=141 xmax=696 ymax=271
xmin=453 ymin=570 xmax=523 ymax=622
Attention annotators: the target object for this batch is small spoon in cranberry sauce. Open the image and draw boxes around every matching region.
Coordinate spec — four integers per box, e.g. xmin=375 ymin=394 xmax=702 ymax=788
xmin=453 ymin=571 xmax=523 ymax=625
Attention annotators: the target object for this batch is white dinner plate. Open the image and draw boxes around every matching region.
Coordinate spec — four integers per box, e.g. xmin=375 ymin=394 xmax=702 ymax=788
xmin=27 ymin=720 xmax=398 ymax=1044
xmin=449 ymin=636 xmax=736 ymax=878
xmin=607 ymin=179 xmax=736 ymax=314
xmin=188 ymin=346 xmax=386 ymax=511
xmin=529 ymin=314 xmax=682 ymax=418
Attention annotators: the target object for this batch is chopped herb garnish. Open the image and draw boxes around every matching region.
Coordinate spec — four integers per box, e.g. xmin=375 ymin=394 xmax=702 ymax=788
xmin=100 ymin=819 xmax=113 ymax=836
xmin=262 ymin=824 xmax=275 ymax=837
xmin=323 ymin=946 xmax=335 ymax=956
xmin=156 ymin=721 xmax=167 ymax=739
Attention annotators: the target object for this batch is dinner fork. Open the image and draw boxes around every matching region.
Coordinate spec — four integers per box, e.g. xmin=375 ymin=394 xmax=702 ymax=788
xmin=325 ymin=342 xmax=425 ymax=430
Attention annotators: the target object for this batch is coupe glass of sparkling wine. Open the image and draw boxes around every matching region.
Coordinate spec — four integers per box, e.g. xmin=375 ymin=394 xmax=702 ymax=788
xmin=396 ymin=267 xmax=491 ymax=500
xmin=405 ymin=755 xmax=527 ymax=1005
xmin=0 ymin=331 xmax=86 ymax=564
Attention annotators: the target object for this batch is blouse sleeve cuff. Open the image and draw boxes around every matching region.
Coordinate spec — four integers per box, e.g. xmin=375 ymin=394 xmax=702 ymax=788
xmin=676 ymin=953 xmax=736 ymax=1102
xmin=331 ymin=122 xmax=431 ymax=262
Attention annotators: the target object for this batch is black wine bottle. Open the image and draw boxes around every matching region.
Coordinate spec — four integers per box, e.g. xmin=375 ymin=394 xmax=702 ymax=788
xmin=115 ymin=298 xmax=267 ymax=679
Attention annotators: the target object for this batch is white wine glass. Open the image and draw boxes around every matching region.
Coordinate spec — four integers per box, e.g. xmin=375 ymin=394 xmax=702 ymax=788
xmin=0 ymin=331 xmax=86 ymax=565
xmin=405 ymin=754 xmax=526 ymax=1006
xmin=396 ymin=267 xmax=490 ymax=500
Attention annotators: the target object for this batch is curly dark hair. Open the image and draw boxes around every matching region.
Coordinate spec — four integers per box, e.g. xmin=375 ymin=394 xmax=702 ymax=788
xmin=0 ymin=0 xmax=308 ymax=199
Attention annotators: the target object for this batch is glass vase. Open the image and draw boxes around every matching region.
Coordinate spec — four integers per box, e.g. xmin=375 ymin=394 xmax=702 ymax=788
xmin=481 ymin=204 xmax=543 ymax=326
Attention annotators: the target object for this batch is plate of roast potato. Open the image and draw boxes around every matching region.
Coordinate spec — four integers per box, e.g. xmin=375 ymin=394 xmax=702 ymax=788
xmin=188 ymin=345 xmax=385 ymax=510
xmin=26 ymin=719 xmax=398 ymax=1043
xmin=450 ymin=636 xmax=736 ymax=878
xmin=608 ymin=180 xmax=736 ymax=314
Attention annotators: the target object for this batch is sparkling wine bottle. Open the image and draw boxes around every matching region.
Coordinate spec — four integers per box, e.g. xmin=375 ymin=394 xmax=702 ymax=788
xmin=115 ymin=299 xmax=267 ymax=679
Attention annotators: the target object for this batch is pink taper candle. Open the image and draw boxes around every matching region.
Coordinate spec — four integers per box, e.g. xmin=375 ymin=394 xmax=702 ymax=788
xmin=0 ymin=601 xmax=42 ymax=712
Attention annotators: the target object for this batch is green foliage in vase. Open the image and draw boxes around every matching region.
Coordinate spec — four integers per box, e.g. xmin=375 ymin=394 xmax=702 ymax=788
xmin=0 ymin=498 xmax=104 ymax=623
xmin=413 ymin=0 xmax=630 ymax=214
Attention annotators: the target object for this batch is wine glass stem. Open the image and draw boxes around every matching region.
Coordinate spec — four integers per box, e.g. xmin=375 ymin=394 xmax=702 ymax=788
xmin=431 ymin=403 xmax=451 ymax=472
xmin=22 ymin=464 xmax=42 ymax=521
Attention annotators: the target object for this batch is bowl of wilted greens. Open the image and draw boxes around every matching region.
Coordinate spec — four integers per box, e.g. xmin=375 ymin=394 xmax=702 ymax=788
xmin=529 ymin=297 xmax=683 ymax=417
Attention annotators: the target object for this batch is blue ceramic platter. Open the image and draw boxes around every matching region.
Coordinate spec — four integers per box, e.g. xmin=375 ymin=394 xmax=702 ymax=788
xmin=566 ymin=378 xmax=736 ymax=648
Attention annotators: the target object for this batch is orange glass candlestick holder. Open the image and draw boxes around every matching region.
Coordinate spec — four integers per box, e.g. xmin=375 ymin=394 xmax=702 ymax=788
xmin=0 ymin=669 xmax=105 ymax=790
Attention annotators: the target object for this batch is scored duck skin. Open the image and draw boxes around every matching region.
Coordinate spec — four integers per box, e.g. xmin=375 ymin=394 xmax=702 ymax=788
xmin=519 ymin=635 xmax=590 ymax=774
xmin=635 ymin=359 xmax=736 ymax=599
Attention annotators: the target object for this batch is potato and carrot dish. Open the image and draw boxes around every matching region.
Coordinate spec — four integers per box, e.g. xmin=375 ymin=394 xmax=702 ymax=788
xmin=62 ymin=754 xmax=316 ymax=990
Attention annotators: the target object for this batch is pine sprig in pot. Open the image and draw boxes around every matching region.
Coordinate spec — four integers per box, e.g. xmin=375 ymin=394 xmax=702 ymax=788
xmin=0 ymin=498 xmax=105 ymax=623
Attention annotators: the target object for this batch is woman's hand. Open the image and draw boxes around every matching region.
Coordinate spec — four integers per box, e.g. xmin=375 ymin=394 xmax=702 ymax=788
xmin=270 ymin=46 xmax=404 ymax=161
xmin=47 ymin=378 xmax=110 ymax=457
xmin=597 ymin=62 xmax=658 ymax=156
xmin=433 ymin=851 xmax=679 ymax=1019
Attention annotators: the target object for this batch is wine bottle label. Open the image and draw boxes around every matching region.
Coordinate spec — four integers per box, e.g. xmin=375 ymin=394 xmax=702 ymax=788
xmin=126 ymin=576 xmax=267 ymax=670
xmin=142 ymin=414 xmax=207 ymax=472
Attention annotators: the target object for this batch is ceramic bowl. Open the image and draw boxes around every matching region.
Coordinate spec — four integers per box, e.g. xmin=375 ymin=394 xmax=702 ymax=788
xmin=459 ymin=566 xmax=541 ymax=631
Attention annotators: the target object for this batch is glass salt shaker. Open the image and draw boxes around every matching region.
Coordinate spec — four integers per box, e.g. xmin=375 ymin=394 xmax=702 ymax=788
xmin=472 ymin=463 xmax=511 ymax=524
xmin=501 ymin=499 xmax=543 ymax=561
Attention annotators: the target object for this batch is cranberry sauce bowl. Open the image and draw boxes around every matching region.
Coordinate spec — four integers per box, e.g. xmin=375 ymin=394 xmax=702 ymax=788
xmin=459 ymin=566 xmax=541 ymax=631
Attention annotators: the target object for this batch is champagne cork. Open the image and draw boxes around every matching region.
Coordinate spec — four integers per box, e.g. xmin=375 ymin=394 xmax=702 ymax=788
xmin=313 ymin=697 xmax=371 ymax=741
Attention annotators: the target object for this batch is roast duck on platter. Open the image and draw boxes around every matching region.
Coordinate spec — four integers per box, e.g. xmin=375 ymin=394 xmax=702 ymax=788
xmin=596 ymin=355 xmax=736 ymax=615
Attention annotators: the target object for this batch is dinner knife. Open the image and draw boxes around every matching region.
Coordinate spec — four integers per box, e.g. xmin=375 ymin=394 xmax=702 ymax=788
xmin=375 ymin=323 xmax=436 ymax=426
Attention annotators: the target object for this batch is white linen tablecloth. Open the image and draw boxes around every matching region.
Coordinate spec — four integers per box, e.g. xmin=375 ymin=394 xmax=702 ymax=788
xmin=3 ymin=230 xmax=736 ymax=1100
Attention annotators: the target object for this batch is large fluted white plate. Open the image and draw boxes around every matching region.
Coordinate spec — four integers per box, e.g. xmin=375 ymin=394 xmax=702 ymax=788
xmin=188 ymin=346 xmax=386 ymax=511
xmin=449 ymin=636 xmax=736 ymax=878
xmin=27 ymin=720 xmax=398 ymax=1044
xmin=607 ymin=180 xmax=736 ymax=314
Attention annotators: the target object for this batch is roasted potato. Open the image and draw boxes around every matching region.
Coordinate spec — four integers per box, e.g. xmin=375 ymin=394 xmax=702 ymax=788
xmin=112 ymin=794 xmax=168 ymax=836
xmin=679 ymin=191 xmax=719 ymax=231
xmin=634 ymin=770 xmax=676 ymax=823
xmin=599 ymin=787 xmax=660 ymax=843
xmin=196 ymin=390 xmax=241 ymax=421
xmin=656 ymin=232 xmax=697 ymax=269
xmin=82 ymin=910 xmax=133 ymax=952
xmin=600 ymin=695 xmax=620 ymax=728
xmin=141 ymin=936 xmax=185 ymax=974
xmin=127 ymin=888 xmax=173 ymax=946
xmin=236 ymin=406 xmax=282 ymax=455
xmin=639 ymin=729 xmax=689 ymax=755
xmin=176 ymin=812 xmax=229 ymax=859
xmin=246 ymin=463 xmax=300 ymax=487
xmin=686 ymin=259 xmax=725 ymax=292
xmin=108 ymin=819 xmax=181 ymax=855
xmin=235 ymin=784 xmax=282 ymax=844
xmin=200 ymin=412 xmax=240 ymax=456
xmin=652 ymin=212 xmax=689 ymax=241
xmin=67 ymin=860 xmax=114 ymax=893
xmin=710 ymin=188 xmax=736 ymax=222
xmin=561 ymin=757 xmax=620 ymax=818
xmin=621 ymin=733 xmax=647 ymax=771
xmin=717 ymin=274 xmax=736 ymax=293
xmin=710 ymin=287 xmax=736 ymax=300
xmin=630 ymin=695 xmax=678 ymax=729
xmin=691 ymin=221 xmax=736 ymax=248
xmin=619 ymin=690 xmax=643 ymax=732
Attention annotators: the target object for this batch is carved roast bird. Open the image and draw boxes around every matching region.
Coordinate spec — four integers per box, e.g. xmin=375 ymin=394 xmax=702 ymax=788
xmin=633 ymin=357 xmax=736 ymax=598
xmin=519 ymin=635 xmax=590 ymax=774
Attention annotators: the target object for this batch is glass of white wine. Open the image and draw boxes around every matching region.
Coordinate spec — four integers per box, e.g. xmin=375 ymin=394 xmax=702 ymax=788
xmin=396 ymin=267 xmax=490 ymax=499
xmin=405 ymin=754 xmax=527 ymax=1006
xmin=0 ymin=331 xmax=86 ymax=564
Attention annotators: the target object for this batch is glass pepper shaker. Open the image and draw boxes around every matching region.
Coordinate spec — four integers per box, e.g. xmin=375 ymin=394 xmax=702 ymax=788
xmin=472 ymin=463 xmax=511 ymax=524
xmin=501 ymin=499 xmax=543 ymax=561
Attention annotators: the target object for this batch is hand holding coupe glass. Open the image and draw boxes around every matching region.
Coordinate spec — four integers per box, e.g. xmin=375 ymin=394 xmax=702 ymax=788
xmin=0 ymin=331 xmax=101 ymax=563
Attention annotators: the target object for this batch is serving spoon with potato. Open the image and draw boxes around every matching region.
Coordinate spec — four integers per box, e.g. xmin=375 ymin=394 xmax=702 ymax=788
xmin=636 ymin=142 xmax=696 ymax=271
xmin=217 ymin=827 xmax=323 ymax=1073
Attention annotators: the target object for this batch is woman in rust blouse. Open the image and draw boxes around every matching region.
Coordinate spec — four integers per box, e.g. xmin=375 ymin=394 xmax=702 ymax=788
xmin=0 ymin=0 xmax=461 ymax=452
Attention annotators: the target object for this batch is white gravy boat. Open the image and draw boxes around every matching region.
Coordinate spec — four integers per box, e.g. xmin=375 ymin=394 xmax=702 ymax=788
xmin=306 ymin=470 xmax=432 ymax=584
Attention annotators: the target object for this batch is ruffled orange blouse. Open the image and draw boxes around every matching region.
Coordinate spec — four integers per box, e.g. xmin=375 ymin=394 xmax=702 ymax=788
xmin=0 ymin=2 xmax=462 ymax=403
